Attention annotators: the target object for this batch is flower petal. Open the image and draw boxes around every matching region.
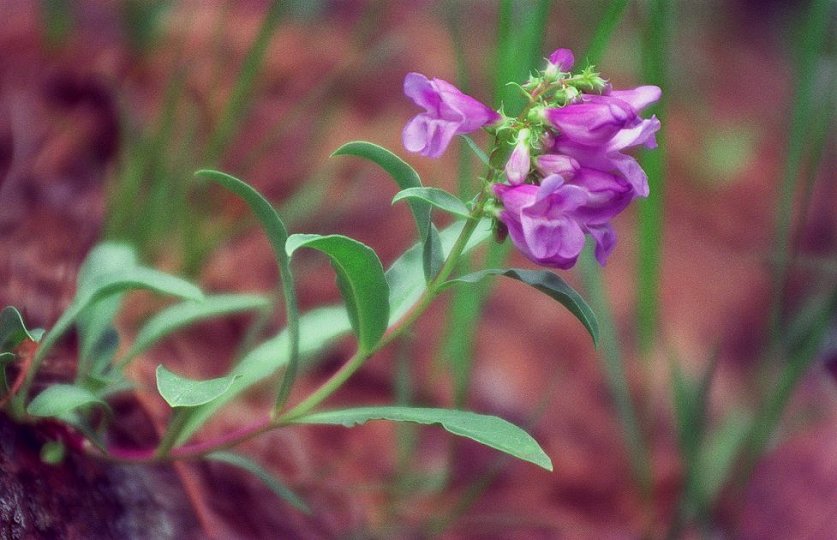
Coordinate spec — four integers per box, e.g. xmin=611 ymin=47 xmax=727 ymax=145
xmin=608 ymin=85 xmax=661 ymax=112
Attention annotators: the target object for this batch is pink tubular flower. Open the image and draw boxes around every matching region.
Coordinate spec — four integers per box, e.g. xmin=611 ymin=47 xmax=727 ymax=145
xmin=493 ymin=175 xmax=594 ymax=269
xmin=536 ymin=154 xmax=580 ymax=179
xmin=544 ymin=86 xmax=661 ymax=148
xmin=402 ymin=72 xmax=500 ymax=158
xmin=495 ymin=79 xmax=661 ymax=269
xmin=546 ymin=85 xmax=662 ymax=199
xmin=547 ymin=48 xmax=574 ymax=72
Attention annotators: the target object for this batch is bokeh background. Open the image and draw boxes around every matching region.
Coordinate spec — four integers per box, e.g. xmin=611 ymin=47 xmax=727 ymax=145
xmin=1 ymin=1 xmax=835 ymax=538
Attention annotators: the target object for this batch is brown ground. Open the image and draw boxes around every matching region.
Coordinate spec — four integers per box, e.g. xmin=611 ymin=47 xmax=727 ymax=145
xmin=1 ymin=1 xmax=835 ymax=538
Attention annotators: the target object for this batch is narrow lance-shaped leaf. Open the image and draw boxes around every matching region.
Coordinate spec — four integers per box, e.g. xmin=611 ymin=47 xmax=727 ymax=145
xmin=171 ymin=306 xmax=351 ymax=447
xmin=27 ymin=384 xmax=107 ymax=418
xmin=392 ymin=187 xmax=472 ymax=220
xmin=206 ymin=451 xmax=311 ymax=513
xmin=13 ymin=267 xmax=204 ymax=414
xmin=75 ymin=243 xmax=137 ymax=378
xmin=195 ymin=169 xmax=299 ymax=410
xmin=332 ymin=141 xmax=429 ymax=241
xmin=118 ymin=294 xmax=271 ymax=370
xmin=286 ymin=234 xmax=389 ymax=353
xmin=291 ymin=406 xmax=553 ymax=471
xmin=0 ymin=306 xmax=37 ymax=351
xmin=461 ymin=135 xmax=489 ymax=165
xmin=387 ymin=218 xmax=493 ymax=325
xmin=443 ymin=268 xmax=599 ymax=346
xmin=422 ymin=223 xmax=444 ymax=282
xmin=156 ymin=365 xmax=240 ymax=408
xmin=171 ymin=221 xmax=492 ymax=447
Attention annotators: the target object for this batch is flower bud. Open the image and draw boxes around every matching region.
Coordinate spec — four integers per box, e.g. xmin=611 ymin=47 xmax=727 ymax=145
xmin=505 ymin=129 xmax=532 ymax=185
xmin=547 ymin=48 xmax=575 ymax=72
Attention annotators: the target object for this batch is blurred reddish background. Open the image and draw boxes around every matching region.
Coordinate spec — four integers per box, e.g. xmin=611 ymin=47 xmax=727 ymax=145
xmin=1 ymin=1 xmax=834 ymax=538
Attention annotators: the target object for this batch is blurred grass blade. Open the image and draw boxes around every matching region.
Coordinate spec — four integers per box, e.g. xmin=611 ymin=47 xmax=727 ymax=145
xmin=494 ymin=0 xmax=550 ymax=114
xmin=696 ymin=410 xmax=751 ymax=510
xmin=578 ymin=247 xmax=650 ymax=491
xmin=744 ymin=289 xmax=836 ymax=474
xmin=204 ymin=1 xmax=283 ymax=163
xmin=291 ymin=406 xmax=553 ymax=471
xmin=40 ymin=0 xmax=73 ymax=48
xmin=207 ymin=451 xmax=311 ymax=513
xmin=635 ymin=0 xmax=672 ymax=355
xmin=583 ymin=0 xmax=630 ymax=65
xmin=769 ymin=0 xmax=834 ymax=340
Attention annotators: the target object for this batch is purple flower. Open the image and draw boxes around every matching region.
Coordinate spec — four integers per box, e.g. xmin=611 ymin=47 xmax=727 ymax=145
xmin=402 ymin=72 xmax=500 ymax=158
xmin=544 ymin=85 xmax=662 ymax=199
xmin=544 ymin=95 xmax=636 ymax=146
xmin=493 ymin=175 xmax=591 ymax=269
xmin=547 ymin=48 xmax=574 ymax=72
xmin=544 ymin=86 xmax=661 ymax=148
xmin=536 ymin=154 xmax=579 ymax=179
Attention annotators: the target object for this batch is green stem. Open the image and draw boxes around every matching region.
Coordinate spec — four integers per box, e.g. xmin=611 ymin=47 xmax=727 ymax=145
xmin=279 ymin=192 xmax=490 ymax=422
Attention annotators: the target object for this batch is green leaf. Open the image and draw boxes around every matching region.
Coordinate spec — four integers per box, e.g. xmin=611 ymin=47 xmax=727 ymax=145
xmin=422 ymin=223 xmax=444 ymax=282
xmin=392 ymin=187 xmax=472 ymax=219
xmin=17 ymin=266 xmax=204 ymax=412
xmin=171 ymin=306 xmax=350 ymax=446
xmin=85 ymin=328 xmax=120 ymax=382
xmin=206 ymin=451 xmax=311 ymax=513
xmin=75 ymin=243 xmax=137 ymax=377
xmin=332 ymin=141 xmax=429 ymax=242
xmin=292 ymin=406 xmax=552 ymax=471
xmin=119 ymin=294 xmax=271 ymax=369
xmin=444 ymin=268 xmax=598 ymax=346
xmin=0 ymin=306 xmax=37 ymax=351
xmin=156 ymin=365 xmax=240 ymax=408
xmin=286 ymin=234 xmax=389 ymax=353
xmin=195 ymin=169 xmax=299 ymax=410
xmin=169 ymin=222 xmax=491 ymax=447
xmin=461 ymin=135 xmax=489 ymax=165
xmin=386 ymin=219 xmax=492 ymax=326
xmin=76 ymin=242 xmax=139 ymax=294
xmin=27 ymin=384 xmax=107 ymax=418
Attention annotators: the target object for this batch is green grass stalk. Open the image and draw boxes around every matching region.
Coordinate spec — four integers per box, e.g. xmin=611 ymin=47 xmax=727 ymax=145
xmin=768 ymin=0 xmax=833 ymax=342
xmin=203 ymin=1 xmax=283 ymax=165
xmin=636 ymin=0 xmax=672 ymax=355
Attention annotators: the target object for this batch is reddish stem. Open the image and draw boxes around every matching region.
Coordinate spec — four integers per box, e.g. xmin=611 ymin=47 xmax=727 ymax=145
xmin=100 ymin=415 xmax=274 ymax=463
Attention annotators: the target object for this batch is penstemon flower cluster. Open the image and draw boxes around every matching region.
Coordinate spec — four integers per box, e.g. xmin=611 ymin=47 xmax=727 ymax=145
xmin=0 ymin=45 xmax=663 ymax=523
xmin=403 ymin=48 xmax=661 ymax=269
